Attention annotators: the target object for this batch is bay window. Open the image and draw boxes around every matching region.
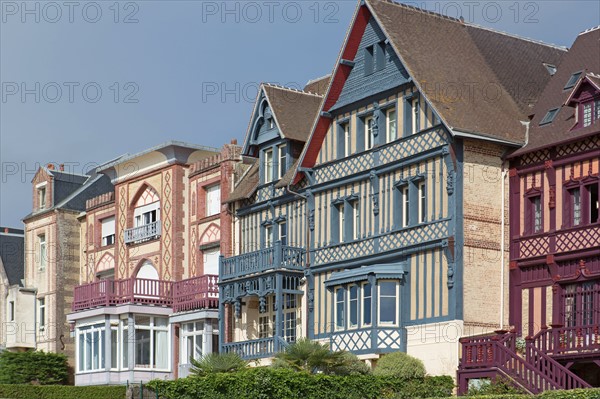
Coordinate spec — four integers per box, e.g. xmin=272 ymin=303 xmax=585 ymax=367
xmin=362 ymin=283 xmax=372 ymax=326
xmin=78 ymin=323 xmax=105 ymax=372
xmin=335 ymin=288 xmax=345 ymax=330
xmin=349 ymin=285 xmax=359 ymax=328
xmin=379 ymin=281 xmax=398 ymax=326
xmin=264 ymin=149 xmax=273 ymax=183
xmin=134 ymin=316 xmax=169 ymax=370
xmin=180 ymin=321 xmax=218 ymax=363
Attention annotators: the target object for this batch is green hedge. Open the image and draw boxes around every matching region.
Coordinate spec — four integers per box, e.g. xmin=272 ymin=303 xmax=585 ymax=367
xmin=0 ymin=350 xmax=69 ymax=385
xmin=148 ymin=368 xmax=454 ymax=399
xmin=0 ymin=384 xmax=126 ymax=399
xmin=426 ymin=388 xmax=600 ymax=399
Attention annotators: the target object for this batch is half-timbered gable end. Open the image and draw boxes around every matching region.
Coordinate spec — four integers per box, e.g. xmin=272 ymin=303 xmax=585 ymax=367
xmin=292 ymin=0 xmax=565 ymax=376
xmin=220 ymin=83 xmax=324 ymax=359
xmin=456 ymin=27 xmax=600 ymax=392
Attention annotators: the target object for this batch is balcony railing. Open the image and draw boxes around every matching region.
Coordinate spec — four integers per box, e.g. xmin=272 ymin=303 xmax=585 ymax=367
xmin=124 ymin=221 xmax=161 ymax=244
xmin=72 ymin=274 xmax=219 ymax=312
xmin=172 ymin=275 xmax=219 ymax=313
xmin=221 ymin=337 xmax=275 ymax=359
xmin=220 ymin=241 xmax=304 ymax=281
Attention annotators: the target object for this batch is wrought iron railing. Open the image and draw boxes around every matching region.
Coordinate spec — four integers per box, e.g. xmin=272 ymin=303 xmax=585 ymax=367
xmin=124 ymin=221 xmax=161 ymax=244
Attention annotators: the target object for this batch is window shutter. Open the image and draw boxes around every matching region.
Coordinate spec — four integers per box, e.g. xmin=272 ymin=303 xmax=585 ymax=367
xmin=101 ymin=217 xmax=115 ymax=238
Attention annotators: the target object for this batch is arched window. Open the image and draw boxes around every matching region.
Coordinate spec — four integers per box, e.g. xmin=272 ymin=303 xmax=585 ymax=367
xmin=133 ymin=186 xmax=160 ymax=227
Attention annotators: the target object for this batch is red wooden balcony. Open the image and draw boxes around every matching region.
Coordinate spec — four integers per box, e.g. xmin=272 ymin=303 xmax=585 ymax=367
xmin=172 ymin=275 xmax=219 ymax=313
xmin=72 ymin=275 xmax=219 ymax=312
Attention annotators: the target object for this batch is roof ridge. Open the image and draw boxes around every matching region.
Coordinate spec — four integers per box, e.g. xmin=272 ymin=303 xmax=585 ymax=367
xmin=466 ymin=22 xmax=568 ymax=51
xmin=305 ymin=74 xmax=331 ymax=86
xmin=263 ymin=82 xmax=323 ymax=97
xmin=373 ymin=0 xmax=461 ymax=23
xmin=579 ymin=25 xmax=600 ymax=36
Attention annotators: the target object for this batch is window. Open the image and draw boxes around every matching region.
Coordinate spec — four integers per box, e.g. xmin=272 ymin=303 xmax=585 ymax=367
xmin=562 ymin=281 xmax=599 ymax=328
xmin=352 ymin=200 xmax=360 ymax=240
xmin=364 ymin=45 xmax=374 ymax=75
xmin=402 ymin=186 xmax=409 ymax=227
xmin=121 ymin=318 xmax=129 ymax=369
xmin=412 ymin=97 xmax=420 ymax=134
xmin=77 ymin=323 xmax=106 ymax=372
xmin=335 ymin=288 xmax=345 ymax=330
xmin=596 ymin=99 xmax=600 ymax=121
xmin=268 ymin=117 xmax=274 ymax=130
xmin=583 ymin=103 xmax=592 ymax=127
xmin=206 ymin=185 xmax=221 ymax=216
xmin=587 ymin=184 xmax=599 ymax=224
xmin=203 ymin=248 xmax=220 ymax=275
xmin=362 ymin=283 xmax=372 ymax=326
xmin=38 ymin=187 xmax=46 ymax=209
xmin=338 ymin=203 xmax=345 ymax=243
xmin=38 ymin=235 xmax=46 ymax=271
xmin=540 ymin=108 xmax=559 ymax=125
xmin=279 ymin=221 xmax=287 ymax=246
xmin=283 ymin=294 xmax=297 ymax=343
xmin=386 ymin=108 xmax=397 ymax=142
xmin=343 ymin=123 xmax=351 ymax=157
xmin=365 ymin=116 xmax=374 ymax=150
xmin=265 ymin=224 xmax=273 ymax=247
xmin=8 ymin=301 xmax=14 ymax=322
xmin=418 ymin=182 xmax=426 ymax=224
xmin=264 ymin=149 xmax=273 ymax=183
xmin=181 ymin=321 xmax=215 ymax=364
xmin=278 ymin=144 xmax=287 ymax=179
xmin=135 ymin=316 xmax=168 ymax=369
xmin=134 ymin=202 xmax=159 ymax=227
xmin=348 ymin=285 xmax=358 ymax=328
xmin=379 ymin=281 xmax=397 ymax=325
xmin=258 ymin=315 xmax=272 ymax=339
xmin=38 ymin=298 xmax=45 ymax=330
xmin=531 ymin=196 xmax=542 ymax=233
xmin=564 ymin=71 xmax=582 ymax=90
xmin=101 ymin=216 xmax=115 ymax=246
xmin=571 ymin=188 xmax=581 ymax=226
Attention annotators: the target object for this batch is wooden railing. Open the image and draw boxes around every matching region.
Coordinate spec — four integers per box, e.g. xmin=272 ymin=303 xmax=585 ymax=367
xmin=221 ymin=337 xmax=275 ymax=359
xmin=220 ymin=241 xmax=304 ymax=281
xmin=531 ymin=325 xmax=600 ymax=356
xmin=124 ymin=221 xmax=161 ymax=244
xmin=172 ymin=275 xmax=219 ymax=313
xmin=73 ymin=275 xmax=219 ymax=312
xmin=459 ymin=330 xmax=592 ymax=395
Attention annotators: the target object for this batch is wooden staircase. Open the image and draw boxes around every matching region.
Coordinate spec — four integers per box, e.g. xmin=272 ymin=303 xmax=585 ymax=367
xmin=457 ymin=329 xmax=593 ymax=395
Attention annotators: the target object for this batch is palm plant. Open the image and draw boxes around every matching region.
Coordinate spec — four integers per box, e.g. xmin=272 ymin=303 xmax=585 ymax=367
xmin=273 ymin=338 xmax=369 ymax=375
xmin=189 ymin=352 xmax=247 ymax=376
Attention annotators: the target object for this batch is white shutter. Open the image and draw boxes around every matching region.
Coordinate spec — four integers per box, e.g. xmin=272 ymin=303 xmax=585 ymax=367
xmin=207 ymin=185 xmax=220 ymax=216
xmin=101 ymin=217 xmax=115 ymax=238
xmin=203 ymin=249 xmax=220 ymax=275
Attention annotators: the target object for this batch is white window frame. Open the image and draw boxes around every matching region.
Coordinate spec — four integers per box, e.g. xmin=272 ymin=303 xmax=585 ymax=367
xmin=361 ymin=282 xmax=372 ymax=327
xmin=583 ymin=103 xmax=592 ymax=127
xmin=418 ymin=182 xmax=426 ymax=224
xmin=206 ymin=184 xmax=221 ymax=217
xmin=348 ymin=285 xmax=359 ymax=329
xmin=278 ymin=144 xmax=287 ymax=179
xmin=101 ymin=216 xmax=116 ymax=246
xmin=134 ymin=316 xmax=170 ymax=371
xmin=180 ymin=321 xmax=211 ymax=364
xmin=265 ymin=225 xmax=273 ymax=247
xmin=402 ymin=186 xmax=410 ymax=228
xmin=8 ymin=301 xmax=14 ymax=322
xmin=38 ymin=186 xmax=46 ymax=209
xmin=412 ymin=97 xmax=419 ymax=134
xmin=365 ymin=116 xmax=374 ymax=150
xmin=572 ymin=188 xmax=581 ymax=226
xmin=338 ymin=203 xmax=345 ymax=243
xmin=279 ymin=221 xmax=287 ymax=246
xmin=264 ymin=149 xmax=274 ymax=183
xmin=344 ymin=123 xmax=351 ymax=157
xmin=386 ymin=108 xmax=397 ymax=143
xmin=335 ymin=287 xmax=345 ymax=331
xmin=77 ymin=323 xmax=106 ymax=373
xmin=283 ymin=293 xmax=298 ymax=343
xmin=38 ymin=234 xmax=46 ymax=271
xmin=352 ymin=200 xmax=360 ymax=240
xmin=134 ymin=202 xmax=160 ymax=227
xmin=378 ymin=281 xmax=399 ymax=327
xmin=38 ymin=298 xmax=45 ymax=330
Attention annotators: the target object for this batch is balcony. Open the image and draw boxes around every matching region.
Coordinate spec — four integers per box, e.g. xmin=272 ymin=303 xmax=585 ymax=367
xmin=124 ymin=221 xmax=161 ymax=244
xmin=220 ymin=242 xmax=304 ymax=281
xmin=172 ymin=275 xmax=219 ymax=313
xmin=72 ymin=274 xmax=219 ymax=312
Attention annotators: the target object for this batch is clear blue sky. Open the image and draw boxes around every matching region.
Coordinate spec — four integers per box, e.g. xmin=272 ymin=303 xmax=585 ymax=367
xmin=1 ymin=0 xmax=599 ymax=227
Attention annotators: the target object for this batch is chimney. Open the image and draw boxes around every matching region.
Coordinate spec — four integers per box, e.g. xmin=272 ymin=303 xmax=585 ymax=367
xmin=47 ymin=163 xmax=54 ymax=170
xmin=59 ymin=164 xmax=64 ymax=171
xmin=231 ymin=139 xmax=238 ymax=145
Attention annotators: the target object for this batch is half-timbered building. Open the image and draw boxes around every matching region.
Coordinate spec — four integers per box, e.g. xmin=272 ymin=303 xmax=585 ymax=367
xmin=459 ymin=26 xmax=600 ymax=393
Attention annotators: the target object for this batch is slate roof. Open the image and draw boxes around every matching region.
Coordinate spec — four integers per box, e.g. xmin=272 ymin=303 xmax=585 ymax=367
xmin=263 ymin=84 xmax=324 ymax=142
xmin=510 ymin=27 xmax=600 ymax=156
xmin=227 ymin=160 xmax=259 ymax=203
xmin=0 ymin=229 xmax=24 ymax=287
xmin=367 ymin=0 xmax=566 ymax=144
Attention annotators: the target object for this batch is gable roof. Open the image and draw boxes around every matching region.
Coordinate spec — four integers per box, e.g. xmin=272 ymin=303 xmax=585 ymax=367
xmin=511 ymin=27 xmax=600 ymax=156
xmin=294 ymin=0 xmax=566 ymax=183
xmin=262 ymin=84 xmax=324 ymax=143
xmin=0 ymin=229 xmax=24 ymax=287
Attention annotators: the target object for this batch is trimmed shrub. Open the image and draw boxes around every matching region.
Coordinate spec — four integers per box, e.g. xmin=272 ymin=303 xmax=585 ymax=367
xmin=466 ymin=377 xmax=526 ymax=396
xmin=190 ymin=352 xmax=247 ymax=375
xmin=0 ymin=384 xmax=126 ymax=399
xmin=0 ymin=350 xmax=69 ymax=385
xmin=148 ymin=368 xmax=454 ymax=399
xmin=538 ymin=388 xmax=600 ymax=399
xmin=373 ymin=352 xmax=426 ymax=380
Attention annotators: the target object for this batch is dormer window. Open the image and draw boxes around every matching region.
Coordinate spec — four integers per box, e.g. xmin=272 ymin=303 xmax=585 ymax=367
xmin=564 ymin=71 xmax=582 ymax=90
xmin=583 ymin=103 xmax=592 ymax=127
xmin=540 ymin=108 xmax=559 ymax=125
xmin=580 ymin=99 xmax=600 ymax=128
xmin=264 ymin=149 xmax=273 ymax=183
xmin=268 ymin=117 xmax=274 ymax=130
xmin=364 ymin=41 xmax=386 ymax=76
xmin=38 ymin=186 xmax=46 ymax=209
